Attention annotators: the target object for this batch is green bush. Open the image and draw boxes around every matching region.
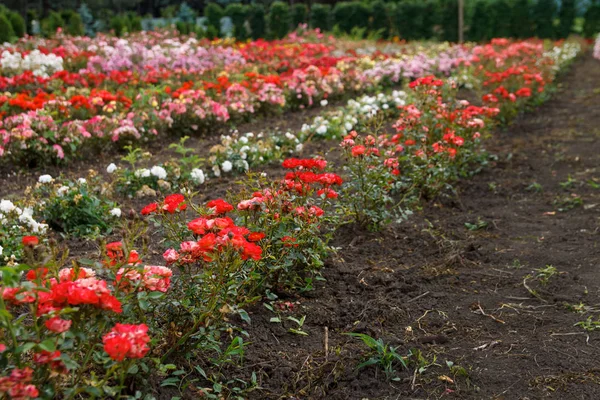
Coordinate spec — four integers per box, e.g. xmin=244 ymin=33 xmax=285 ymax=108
xmin=66 ymin=12 xmax=84 ymax=36
xmin=583 ymin=0 xmax=600 ymax=37
xmin=532 ymin=0 xmax=557 ymax=38
xmin=438 ymin=0 xmax=459 ymax=42
xmin=310 ymin=3 xmax=331 ymax=31
xmin=370 ymin=0 xmax=393 ymax=38
xmin=42 ymin=11 xmax=65 ymax=37
xmin=268 ymin=1 xmax=291 ymax=39
xmin=205 ymin=24 xmax=220 ymax=39
xmin=469 ymin=0 xmax=490 ymax=41
xmin=557 ymin=0 xmax=576 ymax=38
xmin=248 ymin=3 xmax=266 ymax=39
xmin=291 ymin=3 xmax=308 ymax=28
xmin=0 ymin=13 xmax=15 ymax=43
xmin=110 ymin=14 xmax=126 ymax=37
xmin=205 ymin=2 xmax=224 ymax=36
xmin=129 ymin=14 xmax=143 ymax=32
xmin=78 ymin=3 xmax=96 ymax=37
xmin=7 ymin=11 xmax=25 ymax=38
xmin=490 ymin=0 xmax=513 ymax=38
xmin=176 ymin=20 xmax=190 ymax=34
xmin=225 ymin=3 xmax=249 ymax=40
xmin=510 ymin=0 xmax=533 ymax=38
xmin=394 ymin=0 xmax=431 ymax=40
xmin=332 ymin=1 xmax=371 ymax=33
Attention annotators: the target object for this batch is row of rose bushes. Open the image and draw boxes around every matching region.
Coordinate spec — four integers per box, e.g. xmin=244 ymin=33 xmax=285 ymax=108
xmin=0 ymin=38 xmax=584 ymax=399
xmin=0 ymin=29 xmax=471 ymax=166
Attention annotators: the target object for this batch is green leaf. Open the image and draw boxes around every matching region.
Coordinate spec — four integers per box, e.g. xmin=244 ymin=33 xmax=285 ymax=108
xmin=269 ymin=317 xmax=281 ymax=323
xmin=238 ymin=309 xmax=251 ymax=324
xmin=38 ymin=339 xmax=56 ymax=351
xmin=357 ymin=358 xmax=381 ymax=370
xmin=127 ymin=364 xmax=139 ymax=374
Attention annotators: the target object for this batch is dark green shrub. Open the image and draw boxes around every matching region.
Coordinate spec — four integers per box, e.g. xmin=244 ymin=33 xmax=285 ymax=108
xmin=532 ymin=0 xmax=557 ymax=38
xmin=291 ymin=3 xmax=308 ymax=28
xmin=310 ymin=3 xmax=331 ymax=31
xmin=583 ymin=0 xmax=600 ymax=37
xmin=66 ymin=12 xmax=84 ymax=36
xmin=0 ymin=13 xmax=15 ymax=43
xmin=176 ymin=20 xmax=190 ymax=34
xmin=332 ymin=1 xmax=371 ymax=33
xmin=438 ymin=0 xmax=459 ymax=42
xmin=110 ymin=14 xmax=126 ymax=37
xmin=510 ymin=0 xmax=533 ymax=38
xmin=394 ymin=0 xmax=430 ymax=40
xmin=205 ymin=24 xmax=220 ymax=39
xmin=225 ymin=3 xmax=249 ymax=39
xmin=370 ymin=0 xmax=392 ymax=38
xmin=7 ymin=12 xmax=25 ymax=38
xmin=205 ymin=2 xmax=224 ymax=36
xmin=129 ymin=15 xmax=143 ymax=32
xmin=248 ymin=3 xmax=266 ymax=39
xmin=268 ymin=1 xmax=291 ymax=39
xmin=42 ymin=11 xmax=65 ymax=37
xmin=469 ymin=0 xmax=489 ymax=41
xmin=557 ymin=0 xmax=576 ymax=38
xmin=490 ymin=0 xmax=513 ymax=38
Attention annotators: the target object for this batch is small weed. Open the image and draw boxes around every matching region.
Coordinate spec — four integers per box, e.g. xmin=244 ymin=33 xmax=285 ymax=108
xmin=554 ymin=194 xmax=583 ymax=212
xmin=575 ymin=316 xmax=600 ymax=332
xmin=534 ymin=265 xmax=558 ymax=285
xmin=508 ymin=259 xmax=525 ymax=269
xmin=587 ymin=179 xmax=600 ymax=190
xmin=345 ymin=333 xmax=407 ymax=380
xmin=559 ymin=175 xmax=577 ymax=189
xmin=465 ymin=217 xmax=488 ymax=231
xmin=488 ymin=182 xmax=498 ymax=193
xmin=526 ymin=182 xmax=543 ymax=192
xmin=287 ymin=315 xmax=309 ymax=336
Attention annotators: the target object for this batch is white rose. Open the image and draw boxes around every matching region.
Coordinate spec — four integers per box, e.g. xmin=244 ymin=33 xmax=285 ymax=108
xmin=316 ymin=125 xmax=328 ymax=135
xmin=107 ymin=163 xmax=118 ymax=174
xmin=190 ymin=168 xmax=205 ymax=185
xmin=212 ymin=165 xmax=221 ymax=177
xmin=135 ymin=168 xmax=151 ymax=178
xmin=150 ymin=166 xmax=168 ymax=180
xmin=320 ymin=99 xmax=328 ymax=106
xmin=221 ymin=161 xmax=233 ymax=173
xmin=38 ymin=174 xmax=53 ymax=183
xmin=77 ymin=178 xmax=87 ymax=185
xmin=0 ymin=200 xmax=16 ymax=213
xmin=110 ymin=208 xmax=122 ymax=217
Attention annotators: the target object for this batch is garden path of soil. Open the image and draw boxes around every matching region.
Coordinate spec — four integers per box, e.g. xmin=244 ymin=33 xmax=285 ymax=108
xmin=217 ymin=53 xmax=600 ymax=399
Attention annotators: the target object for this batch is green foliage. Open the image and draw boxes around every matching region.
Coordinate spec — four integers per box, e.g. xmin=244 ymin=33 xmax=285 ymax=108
xmin=438 ymin=0 xmax=459 ymax=42
xmin=7 ymin=11 xmax=25 ymax=38
xmin=248 ymin=3 xmax=266 ymax=39
xmin=490 ymin=0 xmax=513 ymax=38
xmin=110 ymin=14 xmax=126 ymax=37
xmin=0 ymin=13 xmax=15 ymax=43
xmin=345 ymin=333 xmax=407 ymax=380
xmin=42 ymin=11 xmax=65 ymax=37
xmin=309 ymin=3 xmax=331 ymax=31
xmin=268 ymin=1 xmax=291 ymax=39
xmin=291 ymin=3 xmax=308 ymax=28
xmin=511 ymin=0 xmax=533 ymax=38
xmin=532 ymin=0 xmax=557 ymax=38
xmin=225 ymin=3 xmax=249 ymax=40
xmin=205 ymin=2 xmax=224 ymax=35
xmin=370 ymin=0 xmax=393 ymax=38
xmin=583 ymin=0 xmax=600 ymax=37
xmin=33 ymin=178 xmax=119 ymax=238
xmin=558 ymin=0 xmax=576 ymax=38
xmin=129 ymin=14 xmax=143 ymax=32
xmin=469 ymin=0 xmax=490 ymax=41
xmin=332 ymin=1 xmax=371 ymax=33
xmin=394 ymin=0 xmax=430 ymax=40
xmin=66 ymin=12 xmax=84 ymax=36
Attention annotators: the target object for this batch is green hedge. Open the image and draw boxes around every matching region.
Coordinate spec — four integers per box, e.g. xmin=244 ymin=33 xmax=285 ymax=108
xmin=268 ymin=1 xmax=291 ymax=39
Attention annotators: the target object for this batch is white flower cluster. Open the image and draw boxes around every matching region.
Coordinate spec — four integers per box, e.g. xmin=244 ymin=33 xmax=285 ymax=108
xmin=301 ymin=90 xmax=408 ymax=139
xmin=0 ymin=199 xmax=48 ymax=235
xmin=1 ymin=50 xmax=64 ymax=78
xmin=542 ymin=42 xmax=582 ymax=71
xmin=134 ymin=166 xmax=168 ymax=180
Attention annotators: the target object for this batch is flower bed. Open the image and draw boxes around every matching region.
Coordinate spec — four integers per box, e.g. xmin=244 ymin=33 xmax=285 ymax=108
xmin=0 ymin=36 xmax=584 ymax=399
